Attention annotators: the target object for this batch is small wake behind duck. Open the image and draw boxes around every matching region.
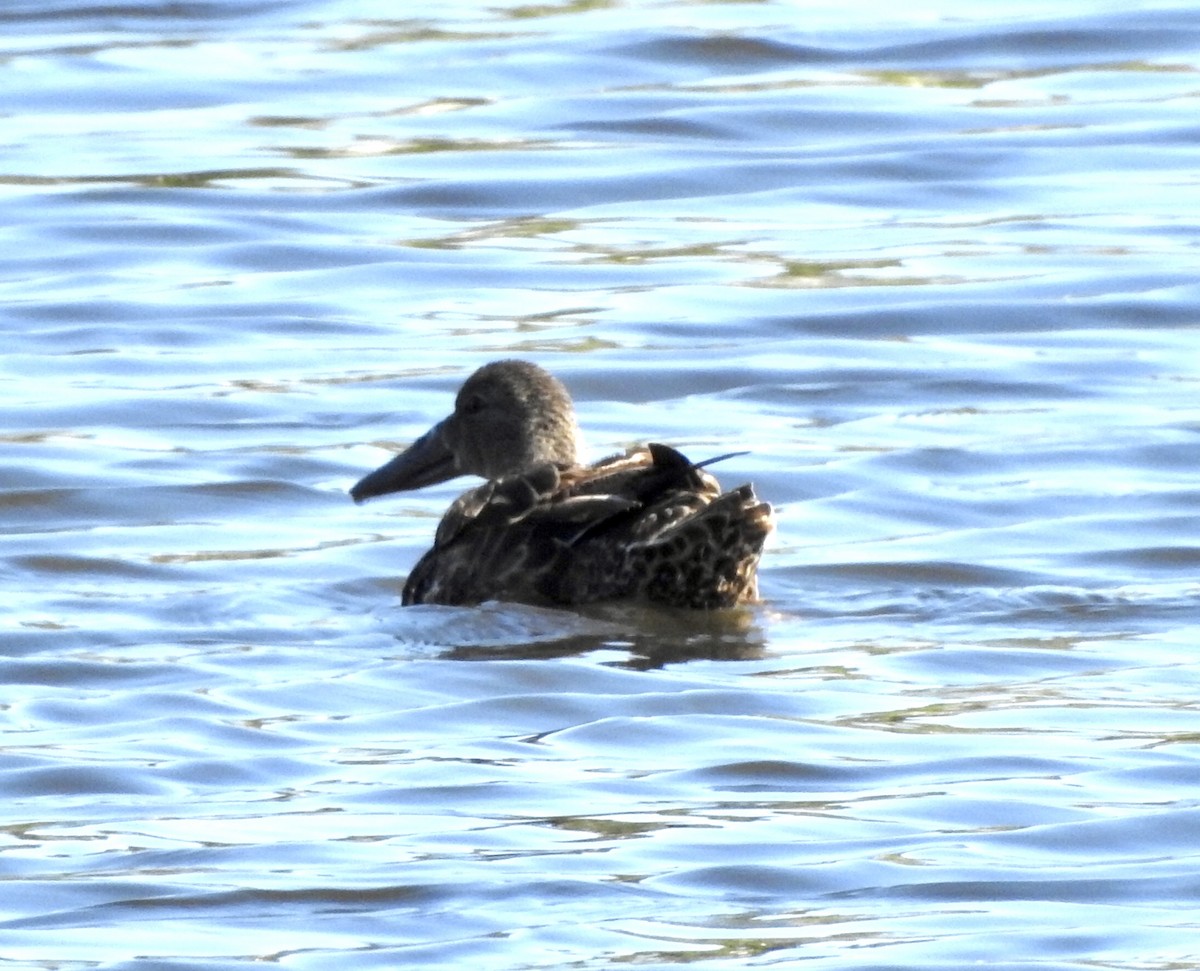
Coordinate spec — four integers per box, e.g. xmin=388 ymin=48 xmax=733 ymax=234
xmin=351 ymin=360 xmax=773 ymax=609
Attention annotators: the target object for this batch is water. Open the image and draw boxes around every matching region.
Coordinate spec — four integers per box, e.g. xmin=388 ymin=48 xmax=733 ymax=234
xmin=3 ymin=0 xmax=1199 ymax=968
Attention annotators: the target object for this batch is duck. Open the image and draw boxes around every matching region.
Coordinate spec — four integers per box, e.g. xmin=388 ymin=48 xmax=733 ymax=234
xmin=350 ymin=360 xmax=773 ymax=609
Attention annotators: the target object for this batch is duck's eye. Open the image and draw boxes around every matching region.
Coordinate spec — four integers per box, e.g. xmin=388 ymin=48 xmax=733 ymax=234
xmin=461 ymin=394 xmax=485 ymax=415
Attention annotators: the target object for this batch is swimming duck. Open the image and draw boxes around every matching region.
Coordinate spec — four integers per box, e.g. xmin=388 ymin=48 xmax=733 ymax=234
xmin=350 ymin=360 xmax=773 ymax=608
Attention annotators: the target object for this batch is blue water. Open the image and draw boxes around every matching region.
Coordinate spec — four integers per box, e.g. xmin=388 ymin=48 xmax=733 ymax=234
xmin=2 ymin=1 xmax=1199 ymax=968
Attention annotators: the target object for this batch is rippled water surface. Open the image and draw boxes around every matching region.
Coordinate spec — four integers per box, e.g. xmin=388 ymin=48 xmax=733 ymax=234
xmin=3 ymin=1 xmax=1199 ymax=968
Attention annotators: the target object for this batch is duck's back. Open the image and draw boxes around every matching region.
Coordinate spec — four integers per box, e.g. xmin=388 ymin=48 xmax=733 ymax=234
xmin=402 ymin=444 xmax=772 ymax=609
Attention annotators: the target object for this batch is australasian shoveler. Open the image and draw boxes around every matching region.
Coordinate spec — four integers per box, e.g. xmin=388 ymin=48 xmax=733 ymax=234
xmin=350 ymin=360 xmax=773 ymax=609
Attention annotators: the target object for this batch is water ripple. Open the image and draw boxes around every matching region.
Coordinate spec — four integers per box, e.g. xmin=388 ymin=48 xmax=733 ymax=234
xmin=2 ymin=1 xmax=1199 ymax=969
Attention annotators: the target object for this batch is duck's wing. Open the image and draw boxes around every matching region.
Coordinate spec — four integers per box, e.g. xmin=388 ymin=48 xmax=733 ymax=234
xmin=402 ymin=455 xmax=645 ymax=606
xmin=428 ymin=459 xmax=639 ymax=545
xmin=403 ymin=444 xmax=771 ymax=608
xmin=546 ymin=444 xmax=773 ymax=608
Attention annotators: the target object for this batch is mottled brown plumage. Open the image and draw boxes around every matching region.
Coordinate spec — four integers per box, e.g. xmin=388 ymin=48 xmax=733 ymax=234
xmin=350 ymin=360 xmax=772 ymax=608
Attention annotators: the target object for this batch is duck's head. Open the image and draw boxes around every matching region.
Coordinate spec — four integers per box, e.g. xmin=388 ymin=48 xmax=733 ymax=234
xmin=350 ymin=359 xmax=581 ymax=503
